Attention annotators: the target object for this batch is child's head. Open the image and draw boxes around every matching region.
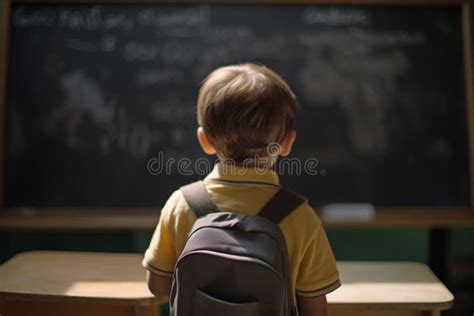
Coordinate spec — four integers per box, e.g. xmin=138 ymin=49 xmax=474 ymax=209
xmin=196 ymin=63 xmax=297 ymax=164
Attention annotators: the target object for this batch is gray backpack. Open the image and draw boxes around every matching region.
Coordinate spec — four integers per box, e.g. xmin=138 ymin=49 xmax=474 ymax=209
xmin=169 ymin=180 xmax=306 ymax=316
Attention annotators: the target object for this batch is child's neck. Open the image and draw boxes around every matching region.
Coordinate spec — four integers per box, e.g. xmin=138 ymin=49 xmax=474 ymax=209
xmin=219 ymin=156 xmax=276 ymax=169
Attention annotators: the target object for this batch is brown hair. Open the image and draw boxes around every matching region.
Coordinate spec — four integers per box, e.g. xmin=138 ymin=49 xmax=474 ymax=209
xmin=197 ymin=63 xmax=297 ymax=162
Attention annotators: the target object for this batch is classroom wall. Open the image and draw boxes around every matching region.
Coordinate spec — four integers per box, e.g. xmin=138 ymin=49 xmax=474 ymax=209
xmin=0 ymin=1 xmax=473 ymax=315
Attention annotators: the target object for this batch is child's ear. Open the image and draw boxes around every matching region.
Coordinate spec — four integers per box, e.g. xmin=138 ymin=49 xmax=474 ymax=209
xmin=279 ymin=129 xmax=296 ymax=157
xmin=197 ymin=127 xmax=216 ymax=155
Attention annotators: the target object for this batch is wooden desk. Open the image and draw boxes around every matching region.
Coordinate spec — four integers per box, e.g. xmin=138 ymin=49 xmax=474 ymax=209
xmin=0 ymin=251 xmax=167 ymax=316
xmin=0 ymin=252 xmax=453 ymax=316
xmin=328 ymin=262 xmax=454 ymax=316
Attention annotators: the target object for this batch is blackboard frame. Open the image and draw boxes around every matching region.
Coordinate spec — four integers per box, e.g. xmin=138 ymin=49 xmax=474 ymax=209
xmin=0 ymin=0 xmax=473 ymax=224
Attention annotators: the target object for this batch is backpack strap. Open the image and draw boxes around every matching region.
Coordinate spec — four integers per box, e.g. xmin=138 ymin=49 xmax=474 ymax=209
xmin=180 ymin=181 xmax=220 ymax=218
xmin=258 ymin=189 xmax=307 ymax=224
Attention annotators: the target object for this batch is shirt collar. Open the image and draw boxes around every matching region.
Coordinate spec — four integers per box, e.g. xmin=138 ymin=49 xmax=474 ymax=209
xmin=205 ymin=162 xmax=280 ymax=187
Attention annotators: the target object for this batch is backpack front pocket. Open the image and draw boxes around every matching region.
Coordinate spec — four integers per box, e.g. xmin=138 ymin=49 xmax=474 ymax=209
xmin=193 ymin=289 xmax=260 ymax=316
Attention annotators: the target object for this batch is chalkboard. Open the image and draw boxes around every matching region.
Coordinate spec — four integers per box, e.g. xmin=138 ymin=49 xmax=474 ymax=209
xmin=4 ymin=3 xmax=471 ymax=208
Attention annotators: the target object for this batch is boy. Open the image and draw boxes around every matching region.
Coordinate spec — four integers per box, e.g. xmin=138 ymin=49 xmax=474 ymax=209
xmin=143 ymin=63 xmax=340 ymax=316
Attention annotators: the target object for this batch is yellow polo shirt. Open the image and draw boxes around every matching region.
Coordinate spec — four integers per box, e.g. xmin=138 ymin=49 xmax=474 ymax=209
xmin=143 ymin=163 xmax=340 ymax=308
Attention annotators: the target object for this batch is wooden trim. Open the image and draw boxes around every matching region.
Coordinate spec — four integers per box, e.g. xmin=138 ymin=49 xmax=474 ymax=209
xmin=0 ymin=0 xmax=11 ymax=209
xmin=322 ymin=208 xmax=474 ymax=229
xmin=0 ymin=208 xmax=160 ymax=230
xmin=463 ymin=0 xmax=474 ymax=209
xmin=11 ymin=0 xmax=464 ymax=5
xmin=0 ymin=207 xmax=473 ymax=230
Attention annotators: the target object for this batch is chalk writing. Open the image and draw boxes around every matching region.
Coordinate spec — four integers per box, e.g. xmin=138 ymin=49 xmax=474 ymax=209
xmin=303 ymin=7 xmax=370 ymax=26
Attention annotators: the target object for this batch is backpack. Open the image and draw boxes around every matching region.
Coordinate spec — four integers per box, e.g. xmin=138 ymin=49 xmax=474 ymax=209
xmin=169 ymin=180 xmax=306 ymax=316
